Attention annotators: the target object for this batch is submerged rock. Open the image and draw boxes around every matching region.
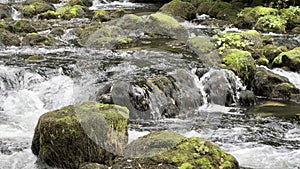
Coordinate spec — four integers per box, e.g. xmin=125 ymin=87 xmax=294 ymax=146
xmin=31 ymin=101 xmax=129 ymax=169
xmin=144 ymin=12 xmax=188 ymax=41
xmin=113 ymin=131 xmax=239 ymax=169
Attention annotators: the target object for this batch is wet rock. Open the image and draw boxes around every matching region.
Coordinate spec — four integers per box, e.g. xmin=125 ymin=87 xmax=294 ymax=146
xmin=200 ymin=69 xmax=243 ymax=106
xmin=11 ymin=19 xmax=37 ymax=34
xmin=113 ymin=131 xmax=239 ymax=169
xmin=272 ymin=47 xmax=300 ymax=71
xmin=98 ymin=70 xmax=203 ymax=120
xmin=0 ymin=28 xmax=20 ymax=46
xmin=0 ymin=4 xmax=12 ymax=19
xmin=239 ymin=90 xmax=257 ymax=106
xmin=222 ymin=49 xmax=256 ymax=86
xmin=144 ymin=12 xmax=188 ymax=41
xmin=23 ymin=33 xmax=56 ymax=46
xmin=255 ymin=15 xmax=287 ymax=33
xmin=187 ymin=36 xmax=220 ymax=66
xmin=253 ymin=67 xmax=299 ymax=99
xmin=31 ymin=101 xmax=129 ymax=169
xmin=159 ymin=0 xmax=196 ymax=20
xmin=271 ymin=82 xmax=299 ymax=100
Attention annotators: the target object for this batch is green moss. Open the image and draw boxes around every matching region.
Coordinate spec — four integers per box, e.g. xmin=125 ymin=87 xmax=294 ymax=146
xmin=92 ymin=10 xmax=110 ymax=22
xmin=222 ymin=49 xmax=256 ymax=85
xmin=195 ymin=157 xmax=213 ymax=169
xmin=255 ymin=15 xmax=287 ymax=33
xmin=22 ymin=1 xmax=54 ymax=17
xmin=178 ymin=162 xmax=194 ymax=169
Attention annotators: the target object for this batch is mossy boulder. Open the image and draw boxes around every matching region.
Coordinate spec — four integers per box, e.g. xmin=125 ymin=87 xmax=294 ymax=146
xmin=11 ymin=19 xmax=37 ymax=34
xmin=236 ymin=6 xmax=278 ymax=28
xmin=31 ymin=101 xmax=129 ymax=169
xmin=23 ymin=33 xmax=56 ymax=46
xmin=113 ymin=131 xmax=239 ymax=169
xmin=187 ymin=36 xmax=220 ymax=66
xmin=0 ymin=4 xmax=11 ymax=19
xmin=0 ymin=28 xmax=20 ymax=46
xmin=92 ymin=10 xmax=110 ymax=22
xmin=68 ymin=0 xmax=93 ymax=7
xmin=222 ymin=49 xmax=256 ymax=86
xmin=262 ymin=44 xmax=288 ymax=62
xmin=40 ymin=4 xmax=86 ymax=20
xmin=81 ymin=14 xmax=143 ymax=49
xmin=144 ymin=12 xmax=188 ymax=41
xmin=22 ymin=0 xmax=55 ymax=17
xmin=214 ymin=30 xmax=264 ymax=59
xmin=197 ymin=1 xmax=239 ymax=21
xmin=255 ymin=15 xmax=287 ymax=33
xmin=272 ymin=47 xmax=300 ymax=71
xmin=239 ymin=90 xmax=257 ymax=106
xmin=271 ymin=82 xmax=299 ymax=100
xmin=253 ymin=67 xmax=298 ymax=99
xmin=159 ymin=0 xmax=197 ymax=20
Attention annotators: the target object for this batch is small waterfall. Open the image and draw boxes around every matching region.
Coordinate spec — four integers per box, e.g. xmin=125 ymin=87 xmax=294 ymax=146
xmin=270 ymin=68 xmax=300 ymax=89
xmin=11 ymin=7 xmax=21 ymax=20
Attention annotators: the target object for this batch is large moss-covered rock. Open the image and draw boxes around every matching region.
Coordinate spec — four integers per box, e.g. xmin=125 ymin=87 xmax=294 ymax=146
xmin=197 ymin=1 xmax=239 ymax=21
xmin=0 ymin=4 xmax=11 ymax=19
xmin=214 ymin=30 xmax=264 ymax=59
xmin=113 ymin=131 xmax=239 ymax=169
xmin=11 ymin=19 xmax=37 ymax=34
xmin=81 ymin=14 xmax=143 ymax=49
xmin=160 ymin=0 xmax=196 ymax=20
xmin=187 ymin=36 xmax=220 ymax=66
xmin=68 ymin=0 xmax=93 ymax=7
xmin=92 ymin=10 xmax=110 ymax=22
xmin=253 ymin=67 xmax=299 ymax=99
xmin=40 ymin=4 xmax=86 ymax=20
xmin=31 ymin=101 xmax=129 ymax=169
xmin=255 ymin=15 xmax=287 ymax=33
xmin=222 ymin=49 xmax=256 ymax=86
xmin=23 ymin=33 xmax=57 ymax=46
xmin=144 ymin=12 xmax=188 ymax=41
xmin=236 ymin=6 xmax=278 ymax=28
xmin=262 ymin=44 xmax=288 ymax=63
xmin=0 ymin=28 xmax=20 ymax=46
xmin=22 ymin=0 xmax=55 ymax=17
xmin=272 ymin=47 xmax=300 ymax=71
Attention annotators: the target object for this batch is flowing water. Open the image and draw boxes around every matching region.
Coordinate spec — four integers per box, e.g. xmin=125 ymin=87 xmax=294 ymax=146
xmin=0 ymin=1 xmax=300 ymax=169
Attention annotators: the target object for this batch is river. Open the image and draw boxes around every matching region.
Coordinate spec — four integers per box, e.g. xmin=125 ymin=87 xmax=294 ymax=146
xmin=0 ymin=1 xmax=300 ymax=169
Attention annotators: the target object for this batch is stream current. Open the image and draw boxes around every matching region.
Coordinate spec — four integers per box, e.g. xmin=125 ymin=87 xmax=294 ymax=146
xmin=0 ymin=1 xmax=300 ymax=169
